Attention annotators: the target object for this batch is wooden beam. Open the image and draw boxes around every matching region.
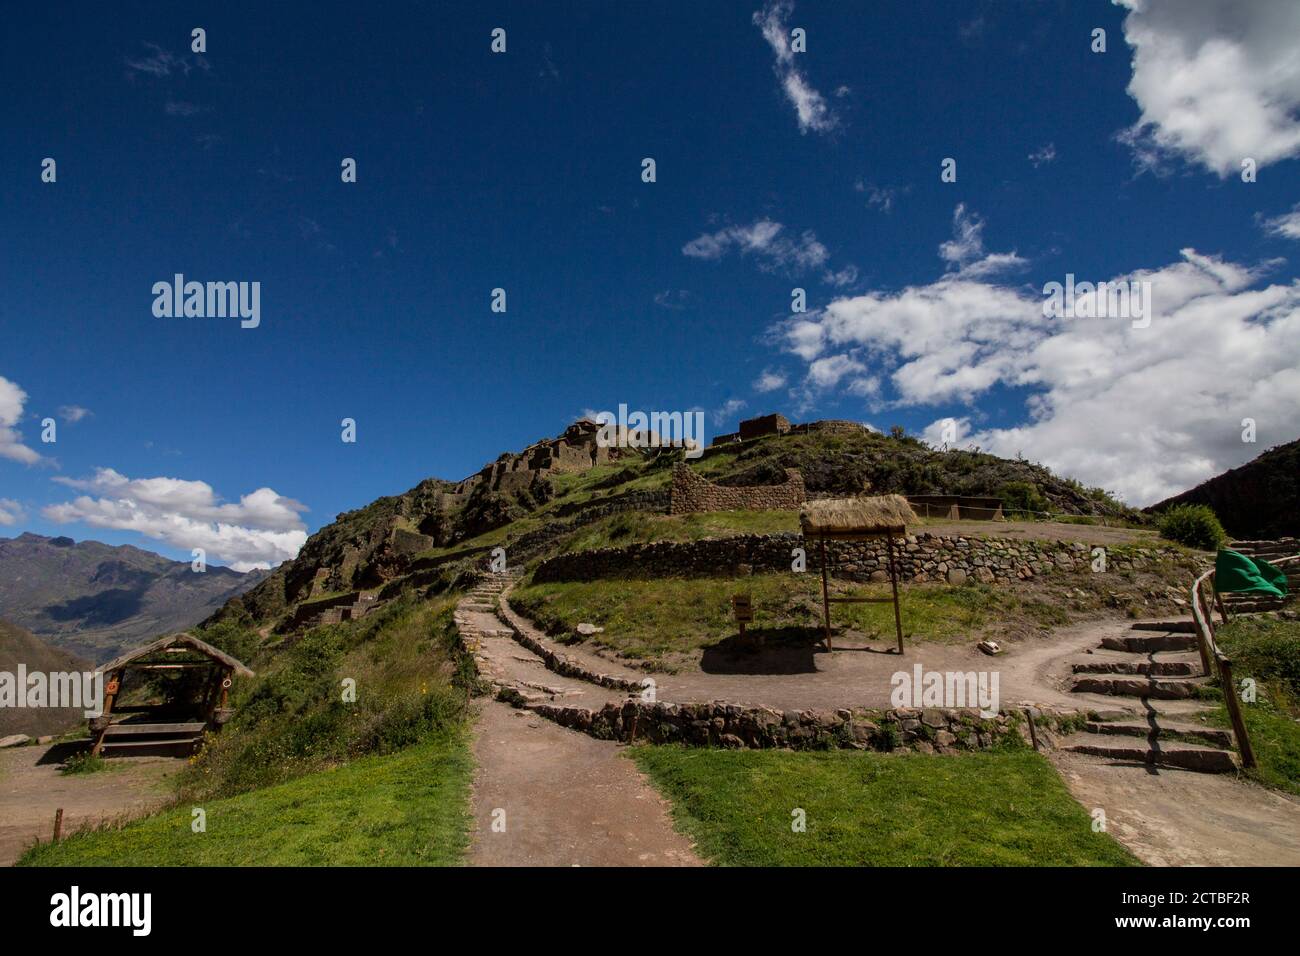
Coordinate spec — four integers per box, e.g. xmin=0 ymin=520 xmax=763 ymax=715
xmin=819 ymin=536 xmax=832 ymax=651
xmin=89 ymin=670 xmax=122 ymax=758
xmin=887 ymin=534 xmax=904 ymax=654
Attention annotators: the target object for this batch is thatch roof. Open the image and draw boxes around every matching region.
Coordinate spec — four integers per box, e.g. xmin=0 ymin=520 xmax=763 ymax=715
xmin=800 ymin=495 xmax=919 ymax=538
xmin=98 ymin=632 xmax=254 ymax=679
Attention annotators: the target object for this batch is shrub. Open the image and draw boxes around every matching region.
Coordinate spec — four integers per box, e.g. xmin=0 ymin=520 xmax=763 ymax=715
xmin=1156 ymin=504 xmax=1226 ymax=550
xmin=61 ymin=751 xmax=110 ymax=776
xmin=997 ymin=481 xmax=1049 ymax=517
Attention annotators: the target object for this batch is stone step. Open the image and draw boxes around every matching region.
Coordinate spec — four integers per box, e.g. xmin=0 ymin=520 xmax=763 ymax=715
xmin=1129 ymin=621 xmax=1197 ymax=633
xmin=1082 ymin=720 xmax=1233 ymax=749
xmin=1070 ymin=676 xmax=1204 ymax=700
xmin=1059 ymin=735 xmax=1239 ymax=773
xmin=1072 ymin=659 xmax=1200 ymax=677
xmin=1100 ymin=632 xmax=1198 ymax=653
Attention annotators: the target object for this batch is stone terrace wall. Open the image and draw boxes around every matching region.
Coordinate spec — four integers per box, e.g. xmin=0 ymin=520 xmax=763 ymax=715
xmin=518 ymin=697 xmax=1076 ymax=753
xmin=532 ymin=530 xmax=1188 ymax=584
xmin=669 ymin=463 xmax=806 ymax=515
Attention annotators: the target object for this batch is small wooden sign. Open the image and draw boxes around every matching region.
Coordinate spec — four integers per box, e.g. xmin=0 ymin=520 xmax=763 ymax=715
xmin=731 ymin=594 xmax=754 ymax=623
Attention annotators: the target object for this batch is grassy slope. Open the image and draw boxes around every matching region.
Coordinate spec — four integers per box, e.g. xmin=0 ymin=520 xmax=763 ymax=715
xmin=1210 ymin=616 xmax=1300 ymax=795
xmin=633 ymin=745 xmax=1137 ymax=867
xmin=20 ymin=732 xmax=472 ymax=866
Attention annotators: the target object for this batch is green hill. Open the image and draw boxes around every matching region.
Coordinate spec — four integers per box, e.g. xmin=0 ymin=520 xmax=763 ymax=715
xmin=214 ymin=416 xmax=1138 ymax=633
xmin=1148 ymin=439 xmax=1300 ymax=539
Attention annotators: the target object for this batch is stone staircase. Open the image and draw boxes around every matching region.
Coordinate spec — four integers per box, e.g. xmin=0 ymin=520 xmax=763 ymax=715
xmin=1063 ymin=623 xmax=1238 ymax=772
xmin=1221 ymin=538 xmax=1299 ymax=614
xmin=453 ymin=569 xmax=629 ymax=710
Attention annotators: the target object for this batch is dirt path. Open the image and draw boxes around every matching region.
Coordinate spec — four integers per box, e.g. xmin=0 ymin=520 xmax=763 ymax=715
xmin=467 ymin=699 xmax=702 ymax=867
xmin=1050 ymin=751 xmax=1300 ymax=866
xmin=499 ymin=597 xmax=1165 ymax=717
xmin=0 ymin=744 xmax=177 ymax=866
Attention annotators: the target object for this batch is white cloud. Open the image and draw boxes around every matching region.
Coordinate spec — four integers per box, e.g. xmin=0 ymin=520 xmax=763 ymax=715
xmin=712 ymin=398 xmax=748 ymax=426
xmin=683 ymin=219 xmax=829 ymax=273
xmin=44 ymin=468 xmax=308 ymax=571
xmin=58 ymin=405 xmax=92 ymax=424
xmin=0 ymin=499 xmax=25 ymax=526
xmin=1028 ymin=142 xmax=1057 ymax=167
xmin=822 ymin=264 xmax=859 ymax=288
xmin=939 ymin=204 xmax=1028 ymax=278
xmin=653 ymin=289 xmax=692 ymax=310
xmin=753 ymin=2 xmax=839 ymax=134
xmin=778 ymin=211 xmax=1300 ymax=505
xmin=1116 ymin=0 xmax=1300 ymax=177
xmin=857 ymin=182 xmax=902 ymax=213
xmin=0 ymin=375 xmax=43 ymax=465
xmin=124 ymin=43 xmax=210 ymax=78
xmin=1262 ymin=203 xmax=1300 ymax=240
xmin=753 ymin=369 xmax=788 ymax=393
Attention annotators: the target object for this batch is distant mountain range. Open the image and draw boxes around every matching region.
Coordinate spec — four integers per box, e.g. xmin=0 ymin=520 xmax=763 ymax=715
xmin=1149 ymin=439 xmax=1300 ymax=539
xmin=0 ymin=533 xmax=270 ymax=663
xmin=0 ymin=618 xmax=91 ymax=737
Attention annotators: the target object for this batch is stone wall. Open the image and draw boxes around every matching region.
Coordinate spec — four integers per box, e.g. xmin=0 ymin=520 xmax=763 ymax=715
xmin=669 ymin=463 xmax=806 ymax=515
xmin=514 ymin=696 xmax=1078 ymax=753
xmin=532 ymin=530 xmax=1188 ymax=584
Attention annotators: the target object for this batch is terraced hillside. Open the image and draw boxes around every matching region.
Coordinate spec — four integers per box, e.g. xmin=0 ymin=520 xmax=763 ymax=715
xmin=212 ymin=419 xmax=1141 ymax=633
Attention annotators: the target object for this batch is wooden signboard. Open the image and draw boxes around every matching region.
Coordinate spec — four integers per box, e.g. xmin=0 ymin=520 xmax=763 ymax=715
xmin=731 ymin=594 xmax=753 ymax=622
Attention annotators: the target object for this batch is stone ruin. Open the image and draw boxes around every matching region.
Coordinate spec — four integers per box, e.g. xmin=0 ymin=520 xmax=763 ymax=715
xmin=669 ymin=462 xmax=806 ymax=515
xmin=711 ymin=412 xmax=871 ymax=447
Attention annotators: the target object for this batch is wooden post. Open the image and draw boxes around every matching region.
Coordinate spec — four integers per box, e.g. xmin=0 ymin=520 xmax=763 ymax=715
xmin=1214 ymin=588 xmax=1230 ymax=625
xmin=818 ymin=536 xmax=832 ymax=651
xmin=53 ymin=808 xmax=63 ymax=842
xmin=1195 ymin=588 xmax=1215 ymax=677
xmin=1218 ymin=657 xmax=1255 ymax=769
xmin=90 ymin=671 xmax=121 ymax=758
xmin=887 ymin=533 xmax=904 ymax=654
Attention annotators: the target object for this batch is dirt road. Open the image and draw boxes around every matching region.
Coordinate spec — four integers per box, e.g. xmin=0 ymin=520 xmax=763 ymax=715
xmin=0 ymin=744 xmax=176 ymax=866
xmin=467 ymin=700 xmax=701 ymax=867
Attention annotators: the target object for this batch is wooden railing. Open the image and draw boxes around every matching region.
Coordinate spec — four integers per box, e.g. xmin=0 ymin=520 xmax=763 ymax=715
xmin=1189 ymin=553 xmax=1297 ymax=771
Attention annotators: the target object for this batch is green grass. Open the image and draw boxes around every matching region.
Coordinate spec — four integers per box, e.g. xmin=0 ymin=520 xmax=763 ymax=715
xmin=20 ymin=732 xmax=472 ymax=866
xmin=632 ymin=745 xmax=1137 ymax=866
xmin=184 ymin=595 xmax=471 ymax=801
xmin=558 ymin=509 xmax=799 ymax=554
xmin=60 ymin=751 xmax=113 ymax=776
xmin=1210 ymin=616 xmax=1300 ymax=794
xmin=511 ymin=573 xmax=1070 ymax=664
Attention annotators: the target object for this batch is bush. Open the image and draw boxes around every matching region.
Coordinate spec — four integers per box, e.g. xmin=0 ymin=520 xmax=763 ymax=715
xmin=61 ymin=751 xmax=110 ymax=776
xmin=177 ymin=598 xmax=469 ymax=801
xmin=997 ymin=481 xmax=1049 ymax=516
xmin=1156 ymin=504 xmax=1226 ymax=550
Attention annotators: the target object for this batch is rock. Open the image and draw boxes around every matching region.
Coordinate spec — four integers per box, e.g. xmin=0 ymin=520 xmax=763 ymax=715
xmin=934 ymin=730 xmax=956 ymax=747
xmin=977 ymin=640 xmax=1001 ymax=656
xmin=946 ymin=568 xmax=968 ymax=585
xmin=0 ymin=734 xmax=31 ymax=749
xmin=575 ymin=622 xmax=605 ymax=636
xmin=921 ymin=708 xmax=946 ymax=728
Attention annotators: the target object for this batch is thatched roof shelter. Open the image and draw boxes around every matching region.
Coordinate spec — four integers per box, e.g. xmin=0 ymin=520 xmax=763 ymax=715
xmin=800 ymin=495 xmax=919 ymax=540
xmin=98 ymin=632 xmax=254 ymax=678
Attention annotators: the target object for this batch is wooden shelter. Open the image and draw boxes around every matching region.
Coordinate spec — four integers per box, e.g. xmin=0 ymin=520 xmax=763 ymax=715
xmin=800 ymin=495 xmax=919 ymax=653
xmin=88 ymin=632 xmax=254 ymax=757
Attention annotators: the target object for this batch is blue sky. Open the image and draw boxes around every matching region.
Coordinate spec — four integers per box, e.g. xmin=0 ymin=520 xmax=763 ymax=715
xmin=2 ymin=1 xmax=1299 ymax=569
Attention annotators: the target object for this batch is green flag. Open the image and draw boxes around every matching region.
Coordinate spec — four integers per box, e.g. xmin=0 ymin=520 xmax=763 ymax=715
xmin=1215 ymin=550 xmax=1289 ymax=598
